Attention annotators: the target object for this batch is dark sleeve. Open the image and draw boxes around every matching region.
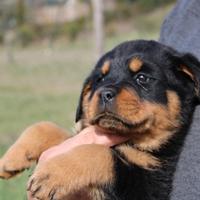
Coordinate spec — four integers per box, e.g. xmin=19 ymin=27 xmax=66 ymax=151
xmin=159 ymin=0 xmax=200 ymax=60
xmin=159 ymin=1 xmax=200 ymax=199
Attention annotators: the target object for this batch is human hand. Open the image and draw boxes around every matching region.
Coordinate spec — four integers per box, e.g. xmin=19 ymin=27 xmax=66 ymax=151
xmin=38 ymin=125 xmax=130 ymax=163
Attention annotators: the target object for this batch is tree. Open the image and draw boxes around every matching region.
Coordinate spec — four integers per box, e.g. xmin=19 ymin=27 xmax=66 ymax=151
xmin=91 ymin=0 xmax=105 ymax=59
xmin=16 ymin=0 xmax=26 ymax=26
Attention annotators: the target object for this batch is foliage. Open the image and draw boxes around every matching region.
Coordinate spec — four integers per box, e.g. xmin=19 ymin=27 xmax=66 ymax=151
xmin=62 ymin=18 xmax=85 ymax=41
xmin=32 ymin=18 xmax=86 ymax=42
xmin=137 ymin=0 xmax=175 ymax=10
xmin=17 ymin=24 xmax=36 ymax=46
xmin=0 ymin=0 xmax=175 ymax=45
xmin=105 ymin=0 xmax=175 ymax=26
xmin=118 ymin=0 xmax=175 ymax=4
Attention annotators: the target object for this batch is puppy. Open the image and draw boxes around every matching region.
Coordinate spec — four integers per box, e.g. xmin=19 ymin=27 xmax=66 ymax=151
xmin=0 ymin=40 xmax=200 ymax=200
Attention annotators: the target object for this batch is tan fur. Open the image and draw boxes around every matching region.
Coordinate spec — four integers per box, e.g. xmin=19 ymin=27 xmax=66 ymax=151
xmin=180 ymin=64 xmax=199 ymax=96
xmin=65 ymin=189 xmax=92 ymax=200
xmin=78 ymin=82 xmax=93 ymax=130
xmin=115 ymin=89 xmax=181 ymax=151
xmin=101 ymin=60 xmax=110 ymax=75
xmin=83 ymin=82 xmax=92 ymax=97
xmin=83 ymin=91 xmax=99 ymax=123
xmin=129 ymin=57 xmax=143 ymax=72
xmin=89 ymin=188 xmax=105 ymax=200
xmin=116 ymin=88 xmax=154 ymax=132
xmin=0 ymin=122 xmax=68 ymax=179
xmin=117 ymin=145 xmax=160 ymax=170
xmin=82 ymin=88 xmax=152 ymax=133
xmin=180 ymin=65 xmax=195 ymax=81
xmin=82 ymin=86 xmax=181 ymax=152
xmin=132 ymin=90 xmax=181 ymax=151
xmin=27 ymin=144 xmax=114 ymax=200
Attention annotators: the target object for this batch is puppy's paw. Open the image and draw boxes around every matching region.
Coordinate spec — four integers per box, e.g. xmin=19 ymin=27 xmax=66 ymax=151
xmin=27 ymin=145 xmax=114 ymax=200
xmin=0 ymin=147 xmax=35 ymax=179
xmin=27 ymin=160 xmax=69 ymax=200
xmin=0 ymin=122 xmax=68 ymax=179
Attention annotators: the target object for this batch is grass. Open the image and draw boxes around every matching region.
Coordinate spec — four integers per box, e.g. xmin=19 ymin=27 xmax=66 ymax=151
xmin=0 ymin=4 xmax=173 ymax=199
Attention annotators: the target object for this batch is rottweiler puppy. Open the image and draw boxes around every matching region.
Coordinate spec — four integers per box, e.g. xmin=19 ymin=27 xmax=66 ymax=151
xmin=0 ymin=40 xmax=200 ymax=200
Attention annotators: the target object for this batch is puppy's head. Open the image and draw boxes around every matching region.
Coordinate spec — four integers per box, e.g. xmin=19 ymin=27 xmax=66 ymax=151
xmin=76 ymin=40 xmax=200 ymax=151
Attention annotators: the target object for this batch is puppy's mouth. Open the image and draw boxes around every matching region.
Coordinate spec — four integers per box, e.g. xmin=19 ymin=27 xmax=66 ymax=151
xmin=90 ymin=112 xmax=134 ymax=132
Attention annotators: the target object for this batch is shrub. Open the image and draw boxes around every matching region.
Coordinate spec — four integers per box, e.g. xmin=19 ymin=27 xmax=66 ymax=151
xmin=0 ymin=31 xmax=3 ymax=44
xmin=137 ymin=0 xmax=175 ymax=10
xmin=117 ymin=0 xmax=175 ymax=10
xmin=17 ymin=24 xmax=36 ymax=46
xmin=62 ymin=18 xmax=85 ymax=41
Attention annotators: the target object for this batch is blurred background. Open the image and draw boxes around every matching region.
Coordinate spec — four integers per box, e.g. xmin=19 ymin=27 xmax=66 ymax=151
xmin=0 ymin=0 xmax=176 ymax=199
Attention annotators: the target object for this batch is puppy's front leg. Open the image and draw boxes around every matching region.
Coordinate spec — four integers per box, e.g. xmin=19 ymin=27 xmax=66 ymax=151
xmin=0 ymin=122 xmax=68 ymax=179
xmin=27 ymin=144 xmax=114 ymax=200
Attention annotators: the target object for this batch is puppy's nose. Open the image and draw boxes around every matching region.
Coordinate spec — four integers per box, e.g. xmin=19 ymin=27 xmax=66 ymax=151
xmin=101 ymin=90 xmax=116 ymax=103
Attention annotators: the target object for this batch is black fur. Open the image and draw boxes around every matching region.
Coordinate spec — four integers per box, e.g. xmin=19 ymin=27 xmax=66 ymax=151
xmin=103 ymin=124 xmax=191 ymax=200
xmin=76 ymin=40 xmax=200 ymax=199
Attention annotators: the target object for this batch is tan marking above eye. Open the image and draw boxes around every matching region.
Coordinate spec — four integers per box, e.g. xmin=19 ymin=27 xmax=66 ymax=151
xmin=129 ymin=57 xmax=143 ymax=72
xmin=101 ymin=60 xmax=110 ymax=75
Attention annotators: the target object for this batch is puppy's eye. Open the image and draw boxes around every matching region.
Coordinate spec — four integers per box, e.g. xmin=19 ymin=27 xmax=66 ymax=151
xmin=136 ymin=74 xmax=150 ymax=85
xmin=97 ymin=74 xmax=105 ymax=83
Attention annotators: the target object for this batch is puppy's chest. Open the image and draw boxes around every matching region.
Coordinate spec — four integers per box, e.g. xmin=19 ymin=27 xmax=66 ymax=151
xmin=110 ymin=151 xmax=175 ymax=200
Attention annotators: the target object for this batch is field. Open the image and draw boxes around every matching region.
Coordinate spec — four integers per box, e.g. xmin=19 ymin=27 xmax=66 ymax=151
xmin=0 ymin=5 xmax=172 ymax=200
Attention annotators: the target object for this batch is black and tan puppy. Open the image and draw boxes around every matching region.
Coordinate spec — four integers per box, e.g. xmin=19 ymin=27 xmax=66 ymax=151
xmin=1 ymin=40 xmax=200 ymax=200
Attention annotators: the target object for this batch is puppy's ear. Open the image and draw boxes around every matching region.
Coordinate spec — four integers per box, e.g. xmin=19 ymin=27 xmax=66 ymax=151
xmin=175 ymin=53 xmax=200 ymax=102
xmin=75 ymin=77 xmax=91 ymax=122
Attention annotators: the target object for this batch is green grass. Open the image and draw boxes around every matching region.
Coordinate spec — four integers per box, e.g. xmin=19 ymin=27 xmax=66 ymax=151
xmin=0 ymin=4 xmax=173 ymax=199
